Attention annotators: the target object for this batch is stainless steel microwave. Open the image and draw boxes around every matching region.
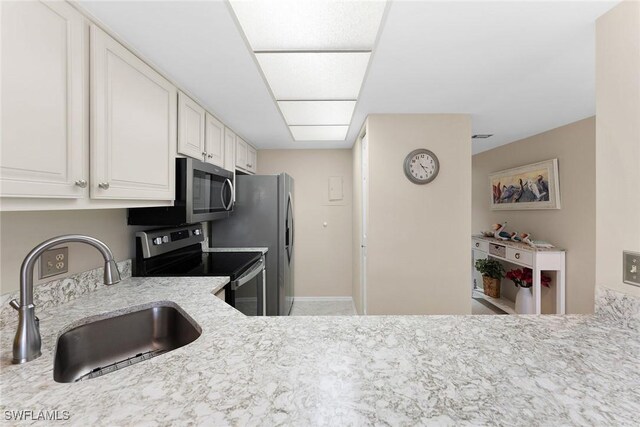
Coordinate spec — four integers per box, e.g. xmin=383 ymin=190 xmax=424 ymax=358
xmin=128 ymin=158 xmax=234 ymax=226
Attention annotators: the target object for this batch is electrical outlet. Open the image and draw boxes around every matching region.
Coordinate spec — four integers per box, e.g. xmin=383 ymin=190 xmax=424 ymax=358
xmin=40 ymin=247 xmax=69 ymax=279
xmin=623 ymin=251 xmax=640 ymax=287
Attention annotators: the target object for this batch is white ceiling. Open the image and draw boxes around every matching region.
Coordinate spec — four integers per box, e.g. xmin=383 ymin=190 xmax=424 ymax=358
xmin=77 ymin=0 xmax=618 ymax=154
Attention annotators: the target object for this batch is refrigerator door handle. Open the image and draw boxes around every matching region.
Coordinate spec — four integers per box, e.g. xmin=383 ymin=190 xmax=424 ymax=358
xmin=286 ymin=192 xmax=294 ymax=262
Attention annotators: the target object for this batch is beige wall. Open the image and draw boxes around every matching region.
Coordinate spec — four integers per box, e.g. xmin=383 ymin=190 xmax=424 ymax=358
xmin=257 ymin=149 xmax=353 ymax=297
xmin=352 ymin=137 xmax=363 ymax=314
xmin=595 ymin=0 xmax=640 ymax=297
xmin=365 ymin=114 xmax=472 ymax=315
xmin=472 ymin=117 xmax=596 ymax=313
xmin=0 ymin=209 xmax=138 ymax=294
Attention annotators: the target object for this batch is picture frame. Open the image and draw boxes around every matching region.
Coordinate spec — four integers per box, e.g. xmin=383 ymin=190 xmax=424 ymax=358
xmin=489 ymin=159 xmax=561 ymax=210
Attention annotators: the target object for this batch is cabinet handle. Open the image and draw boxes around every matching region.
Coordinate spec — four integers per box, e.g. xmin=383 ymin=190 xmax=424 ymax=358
xmin=207 ymin=154 xmax=213 ymax=158
xmin=75 ymin=179 xmax=88 ymax=188
xmin=98 ymin=182 xmax=110 ymax=190
xmin=202 ymin=152 xmax=207 ymax=156
xmin=515 ymin=253 xmax=521 ymax=259
xmin=475 ymin=242 xmax=479 ymax=248
xmin=247 ymin=163 xmax=252 ymax=168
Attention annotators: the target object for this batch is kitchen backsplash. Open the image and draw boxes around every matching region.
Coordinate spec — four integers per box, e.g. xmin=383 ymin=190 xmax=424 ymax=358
xmin=0 ymin=259 xmax=131 ymax=328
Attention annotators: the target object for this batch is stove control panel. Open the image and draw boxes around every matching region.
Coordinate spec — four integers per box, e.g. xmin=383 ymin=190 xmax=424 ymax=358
xmin=136 ymin=224 xmax=204 ymax=258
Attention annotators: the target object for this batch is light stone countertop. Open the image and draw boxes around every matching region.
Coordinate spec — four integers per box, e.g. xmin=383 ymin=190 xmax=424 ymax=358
xmin=1 ymin=276 xmax=639 ymax=426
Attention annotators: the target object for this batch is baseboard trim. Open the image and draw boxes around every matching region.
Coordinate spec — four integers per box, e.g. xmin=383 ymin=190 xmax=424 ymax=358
xmin=294 ymin=296 xmax=353 ymax=302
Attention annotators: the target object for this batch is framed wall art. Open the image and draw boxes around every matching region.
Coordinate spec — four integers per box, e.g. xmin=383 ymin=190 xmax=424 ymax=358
xmin=489 ymin=159 xmax=561 ymax=210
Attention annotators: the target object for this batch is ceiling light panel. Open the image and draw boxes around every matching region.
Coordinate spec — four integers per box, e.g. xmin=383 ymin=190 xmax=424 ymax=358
xmin=278 ymin=100 xmax=356 ymax=125
xmin=289 ymin=126 xmax=349 ymax=141
xmin=230 ymin=1 xmax=387 ymax=51
xmin=256 ymin=52 xmax=370 ymax=100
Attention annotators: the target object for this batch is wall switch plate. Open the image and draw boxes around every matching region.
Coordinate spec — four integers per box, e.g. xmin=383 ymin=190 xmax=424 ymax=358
xmin=623 ymin=251 xmax=640 ymax=287
xmin=40 ymin=247 xmax=69 ymax=279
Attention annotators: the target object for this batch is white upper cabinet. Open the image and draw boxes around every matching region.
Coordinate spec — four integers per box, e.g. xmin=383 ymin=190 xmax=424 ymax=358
xmin=247 ymin=146 xmax=257 ymax=174
xmin=235 ymin=137 xmax=248 ymax=170
xmin=224 ymin=127 xmax=236 ymax=173
xmin=90 ymin=25 xmax=176 ymax=200
xmin=0 ymin=1 xmax=87 ymax=198
xmin=235 ymin=136 xmax=257 ymax=174
xmin=205 ymin=113 xmax=225 ymax=167
xmin=177 ymin=91 xmax=206 ymax=161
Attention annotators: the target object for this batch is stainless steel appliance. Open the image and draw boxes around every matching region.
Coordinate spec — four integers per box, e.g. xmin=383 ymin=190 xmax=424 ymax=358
xmin=128 ymin=158 xmax=234 ymax=226
xmin=133 ymin=224 xmax=265 ymax=316
xmin=209 ymin=173 xmax=294 ymax=316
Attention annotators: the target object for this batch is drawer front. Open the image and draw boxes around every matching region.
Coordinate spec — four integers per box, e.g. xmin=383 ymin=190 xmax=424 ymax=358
xmin=506 ymin=247 xmax=533 ymax=266
xmin=489 ymin=243 xmax=506 ymax=258
xmin=472 ymin=239 xmax=489 ymax=253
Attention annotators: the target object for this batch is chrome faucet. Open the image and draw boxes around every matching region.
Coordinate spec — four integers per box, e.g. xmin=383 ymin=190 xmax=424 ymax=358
xmin=10 ymin=235 xmax=121 ymax=364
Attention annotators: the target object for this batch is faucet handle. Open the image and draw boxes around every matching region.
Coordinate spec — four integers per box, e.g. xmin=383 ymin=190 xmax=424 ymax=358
xmin=9 ymin=299 xmax=20 ymax=311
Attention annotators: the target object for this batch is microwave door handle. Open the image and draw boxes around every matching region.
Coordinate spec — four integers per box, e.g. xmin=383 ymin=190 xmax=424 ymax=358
xmin=226 ymin=179 xmax=234 ymax=209
xmin=220 ymin=178 xmax=234 ymax=211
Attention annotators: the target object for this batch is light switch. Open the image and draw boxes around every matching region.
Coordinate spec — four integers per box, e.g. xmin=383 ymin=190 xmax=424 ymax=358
xmin=328 ymin=176 xmax=343 ymax=201
xmin=623 ymin=251 xmax=640 ymax=287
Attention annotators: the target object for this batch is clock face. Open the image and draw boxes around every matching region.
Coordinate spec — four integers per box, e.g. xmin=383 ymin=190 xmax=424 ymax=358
xmin=404 ymin=149 xmax=440 ymax=184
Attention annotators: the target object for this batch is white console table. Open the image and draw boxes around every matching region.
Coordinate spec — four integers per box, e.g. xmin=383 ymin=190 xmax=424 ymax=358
xmin=472 ymin=235 xmax=566 ymax=315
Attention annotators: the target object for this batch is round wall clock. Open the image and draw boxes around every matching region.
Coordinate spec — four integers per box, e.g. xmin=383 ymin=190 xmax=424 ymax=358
xmin=403 ymin=149 xmax=440 ymax=184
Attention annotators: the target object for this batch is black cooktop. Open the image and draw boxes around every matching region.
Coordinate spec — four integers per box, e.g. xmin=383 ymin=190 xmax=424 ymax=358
xmin=133 ymin=244 xmax=261 ymax=281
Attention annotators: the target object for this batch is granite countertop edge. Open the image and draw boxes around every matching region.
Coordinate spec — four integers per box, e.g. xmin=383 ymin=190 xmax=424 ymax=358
xmin=0 ymin=277 xmax=639 ymax=426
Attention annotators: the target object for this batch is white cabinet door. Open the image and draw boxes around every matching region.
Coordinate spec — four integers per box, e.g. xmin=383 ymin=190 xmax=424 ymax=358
xmin=205 ymin=113 xmax=224 ymax=167
xmin=235 ymin=137 xmax=248 ymax=171
xmin=1 ymin=1 xmax=87 ymax=198
xmin=247 ymin=145 xmax=257 ymax=174
xmin=178 ymin=92 xmax=205 ymax=160
xmin=223 ymin=127 xmax=236 ymax=172
xmin=90 ymin=26 xmax=176 ymax=200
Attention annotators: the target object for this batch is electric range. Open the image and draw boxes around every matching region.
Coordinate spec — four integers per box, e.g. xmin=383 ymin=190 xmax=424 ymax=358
xmin=133 ymin=223 xmax=266 ymax=316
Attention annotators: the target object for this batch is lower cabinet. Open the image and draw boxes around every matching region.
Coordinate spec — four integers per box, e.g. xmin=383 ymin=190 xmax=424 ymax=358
xmin=90 ymin=25 xmax=176 ymax=201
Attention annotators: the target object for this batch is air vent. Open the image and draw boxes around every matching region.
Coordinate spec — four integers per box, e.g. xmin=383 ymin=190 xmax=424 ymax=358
xmin=472 ymin=134 xmax=493 ymax=139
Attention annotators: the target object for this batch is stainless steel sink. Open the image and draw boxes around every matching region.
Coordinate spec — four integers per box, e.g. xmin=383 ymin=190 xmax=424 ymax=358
xmin=53 ymin=304 xmax=201 ymax=383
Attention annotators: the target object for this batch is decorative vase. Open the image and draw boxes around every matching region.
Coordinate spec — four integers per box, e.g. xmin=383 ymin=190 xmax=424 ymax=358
xmin=482 ymin=276 xmax=501 ymax=298
xmin=515 ymin=286 xmax=534 ymax=314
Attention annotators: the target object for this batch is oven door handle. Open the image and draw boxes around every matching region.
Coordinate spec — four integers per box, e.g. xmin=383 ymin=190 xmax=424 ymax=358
xmin=230 ymin=258 xmax=264 ymax=290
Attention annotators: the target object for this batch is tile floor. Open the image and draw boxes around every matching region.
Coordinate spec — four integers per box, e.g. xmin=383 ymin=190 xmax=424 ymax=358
xmin=290 ymin=299 xmax=356 ymax=316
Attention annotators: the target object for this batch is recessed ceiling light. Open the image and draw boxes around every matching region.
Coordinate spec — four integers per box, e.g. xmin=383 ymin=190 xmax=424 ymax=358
xmin=229 ymin=0 xmax=387 ymax=51
xmin=278 ymin=100 xmax=356 ymax=125
xmin=289 ymin=125 xmax=349 ymax=141
xmin=256 ymin=52 xmax=371 ymax=100
xmin=472 ymin=134 xmax=494 ymax=139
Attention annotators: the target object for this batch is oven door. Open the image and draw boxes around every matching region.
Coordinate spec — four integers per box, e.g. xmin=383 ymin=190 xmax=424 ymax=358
xmin=226 ymin=257 xmax=266 ymax=316
xmin=185 ymin=158 xmax=234 ymax=222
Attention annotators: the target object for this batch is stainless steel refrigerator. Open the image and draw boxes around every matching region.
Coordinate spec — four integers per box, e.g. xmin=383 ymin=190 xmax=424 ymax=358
xmin=209 ymin=173 xmax=294 ymax=316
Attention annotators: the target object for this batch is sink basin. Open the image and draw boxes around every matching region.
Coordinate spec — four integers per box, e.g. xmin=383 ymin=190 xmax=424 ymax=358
xmin=53 ymin=303 xmax=201 ymax=383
